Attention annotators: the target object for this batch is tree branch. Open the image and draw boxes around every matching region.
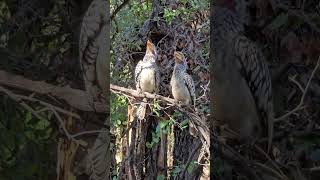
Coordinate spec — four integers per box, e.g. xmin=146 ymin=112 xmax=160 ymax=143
xmin=0 ymin=70 xmax=107 ymax=112
xmin=111 ymin=0 xmax=130 ymax=21
xmin=110 ymin=84 xmax=176 ymax=104
xmin=110 ymin=83 xmax=210 ymax=154
xmin=275 ymin=57 xmax=320 ymax=122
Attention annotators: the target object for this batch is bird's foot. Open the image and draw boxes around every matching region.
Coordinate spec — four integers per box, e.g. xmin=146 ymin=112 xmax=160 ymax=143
xmin=174 ymin=100 xmax=183 ymax=108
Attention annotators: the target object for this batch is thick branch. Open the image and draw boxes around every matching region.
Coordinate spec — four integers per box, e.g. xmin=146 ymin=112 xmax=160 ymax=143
xmin=110 ymin=84 xmax=175 ymax=104
xmin=110 ymin=83 xmax=210 ymax=153
xmin=0 ymin=70 xmax=107 ymax=112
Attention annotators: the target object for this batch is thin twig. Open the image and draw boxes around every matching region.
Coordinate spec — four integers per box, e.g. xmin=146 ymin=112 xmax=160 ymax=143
xmin=289 ymin=75 xmax=304 ymax=93
xmin=0 ymin=85 xmax=45 ymax=120
xmin=0 ymin=85 xmax=81 ymax=144
xmin=213 ymin=135 xmax=261 ymax=180
xmin=71 ymin=130 xmax=109 ymax=138
xmin=309 ymin=166 xmax=320 ymax=172
xmin=50 ymin=106 xmax=77 ymax=143
xmin=252 ymin=162 xmax=289 ymax=180
xmin=254 ymin=145 xmax=285 ymax=177
xmin=275 ymin=57 xmax=320 ymax=122
xmin=16 ymin=94 xmax=81 ymax=119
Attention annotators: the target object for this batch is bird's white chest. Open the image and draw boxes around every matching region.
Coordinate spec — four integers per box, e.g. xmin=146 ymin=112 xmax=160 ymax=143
xmin=170 ymin=77 xmax=191 ymax=105
xmin=140 ymin=68 xmax=156 ymax=93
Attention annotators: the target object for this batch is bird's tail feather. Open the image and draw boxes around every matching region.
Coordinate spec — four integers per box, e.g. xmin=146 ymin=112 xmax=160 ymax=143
xmin=267 ymin=115 xmax=274 ymax=153
xmin=137 ymin=98 xmax=147 ymax=120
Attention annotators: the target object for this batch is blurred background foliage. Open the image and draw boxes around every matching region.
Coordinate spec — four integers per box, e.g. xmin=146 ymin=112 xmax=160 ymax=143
xmin=0 ymin=97 xmax=56 ymax=180
xmin=0 ymin=0 xmax=91 ymax=179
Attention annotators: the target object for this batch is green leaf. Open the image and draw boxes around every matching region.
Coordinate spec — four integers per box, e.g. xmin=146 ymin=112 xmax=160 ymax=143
xmin=146 ymin=142 xmax=153 ymax=149
xmin=173 ymin=166 xmax=181 ymax=174
xmin=157 ymin=175 xmax=165 ymax=180
xmin=181 ymin=125 xmax=188 ymax=129
xmin=35 ymin=118 xmax=50 ymax=130
xmin=268 ymin=13 xmax=288 ymax=30
xmin=153 ymin=137 xmax=159 ymax=143
xmin=173 ymin=111 xmax=183 ymax=118
xmin=25 ymin=130 xmax=36 ymax=141
xmin=180 ymin=119 xmax=189 ymax=127
xmin=154 ymin=110 xmax=160 ymax=117
xmin=187 ymin=161 xmax=196 ymax=173
xmin=159 ymin=120 xmax=168 ymax=129
xmin=25 ymin=112 xmax=32 ymax=123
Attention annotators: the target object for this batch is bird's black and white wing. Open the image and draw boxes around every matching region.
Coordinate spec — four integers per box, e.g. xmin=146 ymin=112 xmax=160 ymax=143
xmin=233 ymin=35 xmax=274 ymax=151
xmin=154 ymin=62 xmax=160 ymax=93
xmin=184 ymin=73 xmax=196 ymax=107
xmin=134 ymin=60 xmax=143 ymax=91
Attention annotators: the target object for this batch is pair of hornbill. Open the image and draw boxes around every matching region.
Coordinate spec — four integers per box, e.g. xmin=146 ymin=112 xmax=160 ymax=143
xmin=79 ymin=0 xmax=273 ymax=152
xmin=134 ymin=40 xmax=195 ymax=120
xmin=135 ymin=6 xmax=274 ymax=151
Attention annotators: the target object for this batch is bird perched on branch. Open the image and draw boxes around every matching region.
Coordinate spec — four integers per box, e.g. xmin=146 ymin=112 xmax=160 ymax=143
xmin=79 ymin=0 xmax=108 ymax=104
xmin=134 ymin=39 xmax=160 ymax=120
xmin=170 ymin=51 xmax=196 ymax=108
xmin=170 ymin=51 xmax=197 ymax=136
xmin=212 ymin=6 xmax=274 ymax=151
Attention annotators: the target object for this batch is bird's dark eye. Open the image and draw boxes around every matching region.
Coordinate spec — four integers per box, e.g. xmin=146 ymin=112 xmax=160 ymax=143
xmin=177 ymin=60 xmax=184 ymax=64
xmin=151 ymin=49 xmax=156 ymax=56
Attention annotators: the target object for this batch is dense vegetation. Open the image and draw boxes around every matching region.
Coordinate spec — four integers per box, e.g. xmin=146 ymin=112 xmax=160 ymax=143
xmin=110 ymin=0 xmax=210 ymax=179
xmin=0 ymin=0 xmax=105 ymax=179
xmin=0 ymin=0 xmax=319 ymax=179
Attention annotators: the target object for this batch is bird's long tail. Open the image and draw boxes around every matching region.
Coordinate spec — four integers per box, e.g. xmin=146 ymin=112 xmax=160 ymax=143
xmin=267 ymin=116 xmax=274 ymax=153
xmin=137 ymin=98 xmax=147 ymax=120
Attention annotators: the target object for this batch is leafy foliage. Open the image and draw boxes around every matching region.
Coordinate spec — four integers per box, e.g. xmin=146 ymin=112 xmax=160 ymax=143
xmin=111 ymin=94 xmax=128 ymax=128
xmin=0 ymin=0 xmax=89 ymax=179
xmin=0 ymin=96 xmax=56 ymax=180
xmin=111 ymin=0 xmax=210 ymax=178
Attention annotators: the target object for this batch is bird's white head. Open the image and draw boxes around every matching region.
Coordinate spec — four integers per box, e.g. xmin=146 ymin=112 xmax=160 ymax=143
xmin=174 ymin=51 xmax=187 ymax=71
xmin=146 ymin=39 xmax=158 ymax=59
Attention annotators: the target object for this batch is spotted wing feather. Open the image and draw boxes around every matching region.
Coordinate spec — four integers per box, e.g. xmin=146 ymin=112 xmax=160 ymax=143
xmin=184 ymin=73 xmax=196 ymax=107
xmin=233 ymin=35 xmax=274 ymax=150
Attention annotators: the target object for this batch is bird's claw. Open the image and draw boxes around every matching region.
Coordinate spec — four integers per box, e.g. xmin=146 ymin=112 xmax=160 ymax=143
xmin=175 ymin=100 xmax=183 ymax=107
